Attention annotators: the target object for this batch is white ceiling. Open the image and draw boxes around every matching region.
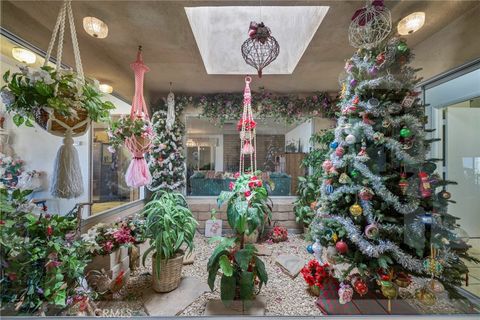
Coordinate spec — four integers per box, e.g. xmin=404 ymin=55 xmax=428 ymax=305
xmin=185 ymin=6 xmax=329 ymax=75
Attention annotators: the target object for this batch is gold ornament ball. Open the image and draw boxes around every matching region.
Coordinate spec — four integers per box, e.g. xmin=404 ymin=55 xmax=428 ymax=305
xmin=415 ymin=287 xmax=437 ymax=306
xmin=349 ymin=203 xmax=363 ymax=217
xmin=380 ymin=282 xmax=398 ymax=299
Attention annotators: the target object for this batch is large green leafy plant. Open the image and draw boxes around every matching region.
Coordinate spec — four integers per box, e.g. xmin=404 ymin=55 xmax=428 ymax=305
xmin=1 ymin=66 xmax=114 ymax=127
xmin=142 ymin=191 xmax=197 ymax=277
xmin=207 ymin=172 xmax=271 ymax=305
xmin=0 ymin=188 xmax=92 ymax=314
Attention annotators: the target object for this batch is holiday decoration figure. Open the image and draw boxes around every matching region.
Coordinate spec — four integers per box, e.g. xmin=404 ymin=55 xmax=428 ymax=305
xmin=310 ymin=0 xmax=478 ymax=306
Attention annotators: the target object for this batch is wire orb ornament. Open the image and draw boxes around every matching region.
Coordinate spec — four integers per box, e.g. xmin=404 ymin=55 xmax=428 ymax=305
xmin=349 ymin=0 xmax=392 ymax=50
xmin=241 ymin=21 xmax=280 ymax=77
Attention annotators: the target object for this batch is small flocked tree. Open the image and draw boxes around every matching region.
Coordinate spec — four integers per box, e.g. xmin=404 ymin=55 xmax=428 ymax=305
xmin=310 ymin=35 xmax=478 ymax=302
xmin=148 ymin=96 xmax=189 ymax=192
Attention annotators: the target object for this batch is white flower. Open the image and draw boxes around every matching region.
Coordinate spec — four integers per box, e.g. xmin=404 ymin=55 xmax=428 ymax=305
xmin=107 ymin=145 xmax=116 ymax=153
xmin=39 ymin=69 xmax=54 ymax=84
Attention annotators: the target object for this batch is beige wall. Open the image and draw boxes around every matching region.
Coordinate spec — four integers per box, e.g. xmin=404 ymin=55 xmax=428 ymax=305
xmin=413 ymin=4 xmax=480 ymax=81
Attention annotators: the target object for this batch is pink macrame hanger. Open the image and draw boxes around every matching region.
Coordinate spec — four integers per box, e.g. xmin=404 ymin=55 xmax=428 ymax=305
xmin=130 ymin=45 xmax=150 ymax=120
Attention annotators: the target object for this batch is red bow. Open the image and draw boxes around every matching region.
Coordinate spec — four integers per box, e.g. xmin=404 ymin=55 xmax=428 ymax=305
xmin=351 ymin=0 xmax=385 ymax=26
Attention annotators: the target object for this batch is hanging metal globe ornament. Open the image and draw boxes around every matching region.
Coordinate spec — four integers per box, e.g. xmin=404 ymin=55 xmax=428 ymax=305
xmin=348 ymin=0 xmax=392 ymax=50
xmin=241 ymin=21 xmax=280 ymax=77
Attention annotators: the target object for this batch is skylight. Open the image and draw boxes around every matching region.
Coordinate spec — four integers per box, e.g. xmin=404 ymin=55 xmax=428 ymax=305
xmin=185 ymin=6 xmax=329 ymax=75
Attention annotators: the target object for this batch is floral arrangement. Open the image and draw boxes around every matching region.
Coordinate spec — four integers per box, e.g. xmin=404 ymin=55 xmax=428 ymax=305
xmin=301 ymin=259 xmax=332 ymax=294
xmin=107 ymin=115 xmax=154 ymax=152
xmin=81 ymin=215 xmax=146 ymax=256
xmin=0 ymin=153 xmax=24 ymax=190
xmin=1 ymin=66 xmax=114 ymax=127
xmin=196 ymin=90 xmax=336 ymax=125
xmin=268 ymin=225 xmax=288 ymax=243
xmin=0 ymin=188 xmax=94 ymax=313
xmin=237 ymin=117 xmax=257 ymax=131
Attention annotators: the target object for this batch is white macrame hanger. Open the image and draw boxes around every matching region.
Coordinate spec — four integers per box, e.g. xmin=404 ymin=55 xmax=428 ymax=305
xmin=166 ymin=82 xmax=175 ymax=131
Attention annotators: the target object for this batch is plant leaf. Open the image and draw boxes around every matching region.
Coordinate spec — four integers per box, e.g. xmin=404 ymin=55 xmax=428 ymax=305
xmin=219 ymin=254 xmax=233 ymax=277
xmin=220 ymin=274 xmax=236 ymax=305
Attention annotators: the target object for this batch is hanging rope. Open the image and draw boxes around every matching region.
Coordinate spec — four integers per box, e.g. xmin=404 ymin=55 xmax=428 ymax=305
xmin=239 ymin=76 xmax=257 ymax=174
xmin=166 ymin=82 xmax=175 ymax=131
xmin=43 ymin=0 xmax=88 ymax=198
xmin=124 ymin=46 xmax=153 ymax=188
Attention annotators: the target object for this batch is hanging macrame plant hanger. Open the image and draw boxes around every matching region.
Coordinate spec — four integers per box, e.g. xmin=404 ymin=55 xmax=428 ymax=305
xmin=42 ymin=0 xmax=89 ymax=199
xmin=124 ymin=46 xmax=153 ymax=188
xmin=239 ymin=76 xmax=257 ymax=174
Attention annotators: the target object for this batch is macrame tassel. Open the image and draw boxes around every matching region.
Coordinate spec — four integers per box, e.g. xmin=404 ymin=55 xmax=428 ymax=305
xmin=50 ymin=134 xmax=84 ymax=199
xmin=166 ymin=91 xmax=175 ymax=131
xmin=125 ymin=155 xmax=152 ymax=188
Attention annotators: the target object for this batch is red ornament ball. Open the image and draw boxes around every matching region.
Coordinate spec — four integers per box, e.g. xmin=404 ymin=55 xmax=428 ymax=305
xmin=353 ymin=277 xmax=368 ymax=296
xmin=335 ymin=240 xmax=348 ymax=254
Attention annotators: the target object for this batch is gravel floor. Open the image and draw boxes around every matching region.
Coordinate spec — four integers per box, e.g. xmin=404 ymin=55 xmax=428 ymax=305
xmin=97 ymin=233 xmax=478 ymax=316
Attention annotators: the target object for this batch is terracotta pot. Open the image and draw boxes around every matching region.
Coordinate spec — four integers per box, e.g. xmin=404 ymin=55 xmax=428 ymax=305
xmin=152 ymin=251 xmax=184 ymax=293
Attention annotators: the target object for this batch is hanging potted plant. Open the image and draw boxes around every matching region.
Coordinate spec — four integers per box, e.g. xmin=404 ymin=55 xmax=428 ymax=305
xmin=142 ymin=191 xmax=197 ymax=292
xmin=207 ymin=171 xmax=272 ymax=306
xmin=0 ymin=1 xmax=115 ymax=199
xmin=107 ymin=46 xmax=154 ymax=188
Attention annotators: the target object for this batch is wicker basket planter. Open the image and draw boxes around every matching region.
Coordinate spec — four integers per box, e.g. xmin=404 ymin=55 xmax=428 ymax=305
xmin=34 ymin=107 xmax=90 ymax=137
xmin=152 ymin=251 xmax=184 ymax=293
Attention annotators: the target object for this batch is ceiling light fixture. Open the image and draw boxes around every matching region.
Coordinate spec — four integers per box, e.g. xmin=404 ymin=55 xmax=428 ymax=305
xmin=397 ymin=12 xmax=425 ymax=35
xmin=11 ymin=47 xmax=36 ymax=64
xmin=99 ymin=83 xmax=113 ymax=94
xmin=83 ymin=17 xmax=108 ymax=38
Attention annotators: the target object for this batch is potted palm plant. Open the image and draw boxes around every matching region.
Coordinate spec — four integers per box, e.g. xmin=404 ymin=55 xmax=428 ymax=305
xmin=142 ymin=191 xmax=197 ymax=292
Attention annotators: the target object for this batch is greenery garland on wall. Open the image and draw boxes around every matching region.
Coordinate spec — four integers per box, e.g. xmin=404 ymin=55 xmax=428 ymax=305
xmin=151 ymin=91 xmax=337 ymax=126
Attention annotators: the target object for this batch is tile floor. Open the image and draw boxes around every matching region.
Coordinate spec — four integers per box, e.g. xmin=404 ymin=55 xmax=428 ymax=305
xmin=463 ymin=238 xmax=480 ymax=297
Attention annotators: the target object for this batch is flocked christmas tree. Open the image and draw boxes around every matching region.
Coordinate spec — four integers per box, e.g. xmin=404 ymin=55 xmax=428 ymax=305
xmin=147 ymin=93 xmax=189 ymax=192
xmin=310 ymin=1 xmax=478 ymax=306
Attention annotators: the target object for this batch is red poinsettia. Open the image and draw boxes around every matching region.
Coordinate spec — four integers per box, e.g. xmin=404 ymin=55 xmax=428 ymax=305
xmin=237 ymin=117 xmax=257 ymax=131
xmin=269 ymin=226 xmax=288 ymax=243
xmin=301 ymin=259 xmax=331 ymax=288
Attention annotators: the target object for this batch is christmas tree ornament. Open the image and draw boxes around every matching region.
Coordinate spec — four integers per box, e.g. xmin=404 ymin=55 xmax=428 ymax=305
xmin=415 ymin=286 xmax=436 ymax=306
xmin=427 ymin=279 xmax=445 ymax=293
xmin=335 ymin=240 xmax=348 ymax=254
xmin=357 ymin=142 xmax=368 ymax=158
xmin=345 ymin=134 xmax=357 ymax=144
xmin=349 ymin=203 xmax=363 ymax=217
xmin=402 ymin=139 xmax=414 ymax=150
xmin=324 ymin=183 xmax=334 ymax=195
xmin=312 ymin=239 xmax=323 ymax=263
xmin=352 ymin=277 xmax=368 ymax=296
xmin=365 ymin=223 xmax=379 ymax=239
xmin=382 ymin=119 xmax=391 ymax=128
xmin=349 ymin=78 xmax=358 ymax=87
xmin=352 ymin=95 xmax=360 ymax=104
xmin=322 ymin=159 xmax=333 ymax=171
xmin=423 ymin=246 xmax=443 ymax=277
xmin=332 ymin=232 xmax=338 ymax=243
xmin=349 ymin=0 xmax=392 ymax=50
xmin=397 ymin=41 xmax=409 ymax=53
xmin=307 ymin=244 xmax=314 ymax=254
xmin=438 ymin=189 xmax=451 ymax=200
xmin=376 ymin=52 xmax=386 ymax=65
xmin=373 ymin=132 xmax=384 ymax=142
xmin=380 ymin=280 xmax=398 ymax=313
xmin=330 ymin=141 xmax=339 ymax=149
xmin=367 ymin=97 xmax=380 ymax=109
xmin=418 ymin=171 xmax=432 ymax=198
xmin=326 ymin=246 xmax=338 ymax=264
xmin=399 ymin=127 xmax=412 ymax=138
xmin=398 ymin=172 xmax=409 ymax=195
xmin=361 ymin=112 xmax=375 ymax=125
xmin=241 ymin=22 xmax=279 ymax=77
xmin=335 ymin=146 xmax=345 ymax=157
xmin=368 ymin=65 xmax=378 ymax=76
xmin=401 ymin=95 xmax=416 ymax=108
xmin=394 ymin=272 xmax=412 ymax=288
xmin=338 ymin=283 xmax=354 ymax=304
xmin=350 ymin=169 xmax=359 ymax=178
xmin=339 ymin=173 xmax=351 ymax=184
xmin=359 ymin=187 xmax=374 ymax=200
xmin=344 ymin=60 xmax=354 ymax=72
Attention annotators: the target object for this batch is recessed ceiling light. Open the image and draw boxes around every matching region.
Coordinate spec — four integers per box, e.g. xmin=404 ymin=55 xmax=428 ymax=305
xmin=11 ymin=47 xmax=36 ymax=64
xmin=83 ymin=17 xmax=108 ymax=38
xmin=99 ymin=83 xmax=113 ymax=94
xmin=398 ymin=12 xmax=425 ymax=35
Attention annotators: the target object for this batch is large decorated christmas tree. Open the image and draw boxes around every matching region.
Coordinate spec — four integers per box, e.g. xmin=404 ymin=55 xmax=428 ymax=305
xmin=147 ymin=94 xmax=189 ymax=192
xmin=310 ymin=32 xmax=478 ymax=304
